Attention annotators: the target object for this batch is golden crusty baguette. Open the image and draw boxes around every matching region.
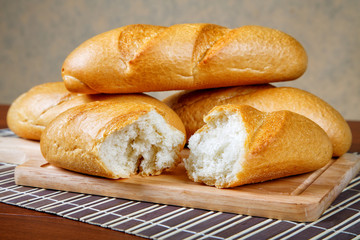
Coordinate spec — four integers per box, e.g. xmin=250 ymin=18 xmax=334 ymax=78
xmin=40 ymin=100 xmax=186 ymax=179
xmin=185 ymin=105 xmax=333 ymax=188
xmin=7 ymin=82 xmax=184 ymax=141
xmin=62 ymin=24 xmax=307 ymax=94
xmin=163 ymin=85 xmax=351 ymax=157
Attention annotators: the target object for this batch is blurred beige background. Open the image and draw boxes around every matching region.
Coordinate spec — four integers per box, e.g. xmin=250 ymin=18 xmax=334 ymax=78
xmin=1 ymin=0 xmax=359 ymax=119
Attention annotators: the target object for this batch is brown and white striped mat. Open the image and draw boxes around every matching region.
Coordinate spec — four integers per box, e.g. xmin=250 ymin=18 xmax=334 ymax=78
xmin=0 ymin=129 xmax=359 ymax=240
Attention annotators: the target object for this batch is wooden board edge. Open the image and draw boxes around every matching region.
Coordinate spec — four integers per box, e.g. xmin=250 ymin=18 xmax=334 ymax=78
xmin=301 ymin=153 xmax=360 ymax=221
xmin=14 ymin=154 xmax=360 ymax=222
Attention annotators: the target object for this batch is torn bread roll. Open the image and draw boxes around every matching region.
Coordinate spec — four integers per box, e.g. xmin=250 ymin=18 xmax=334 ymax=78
xmin=62 ymin=24 xmax=307 ymax=94
xmin=163 ymin=85 xmax=351 ymax=157
xmin=185 ymin=105 xmax=333 ymax=188
xmin=7 ymin=82 xmax=179 ymax=141
xmin=40 ymin=100 xmax=186 ymax=178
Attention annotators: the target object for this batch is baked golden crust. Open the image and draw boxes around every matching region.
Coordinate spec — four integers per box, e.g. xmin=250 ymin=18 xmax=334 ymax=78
xmin=241 ymin=108 xmax=332 ymax=186
xmin=7 ymin=82 xmax=185 ymax=140
xmin=186 ymin=105 xmax=333 ymax=188
xmin=40 ymin=102 xmax=149 ymax=178
xmin=61 ymin=24 xmax=307 ymax=94
xmin=163 ymin=85 xmax=351 ymax=156
xmin=6 ymin=82 xmax=81 ymax=140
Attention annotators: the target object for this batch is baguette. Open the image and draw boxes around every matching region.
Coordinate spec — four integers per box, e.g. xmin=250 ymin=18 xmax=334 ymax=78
xmin=163 ymin=85 xmax=351 ymax=156
xmin=7 ymin=82 xmax=183 ymax=141
xmin=185 ymin=105 xmax=333 ymax=188
xmin=40 ymin=100 xmax=186 ymax=179
xmin=62 ymin=24 xmax=307 ymax=94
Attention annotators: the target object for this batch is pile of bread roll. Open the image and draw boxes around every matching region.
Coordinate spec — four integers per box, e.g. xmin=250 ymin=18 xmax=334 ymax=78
xmin=7 ymin=24 xmax=351 ymax=188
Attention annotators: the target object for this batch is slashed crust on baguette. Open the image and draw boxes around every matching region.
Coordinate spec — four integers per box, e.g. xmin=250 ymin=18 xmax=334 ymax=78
xmin=62 ymin=24 xmax=307 ymax=94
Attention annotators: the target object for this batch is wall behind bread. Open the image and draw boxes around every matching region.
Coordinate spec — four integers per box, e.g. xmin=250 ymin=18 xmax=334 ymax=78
xmin=1 ymin=0 xmax=359 ymax=120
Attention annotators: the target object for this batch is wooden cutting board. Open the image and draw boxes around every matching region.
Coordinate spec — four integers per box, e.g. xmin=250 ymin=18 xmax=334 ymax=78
xmin=1 ymin=137 xmax=359 ymax=222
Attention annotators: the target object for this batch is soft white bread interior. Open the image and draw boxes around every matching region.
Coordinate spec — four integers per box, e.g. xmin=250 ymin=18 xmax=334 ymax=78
xmin=7 ymin=82 xmax=183 ymax=141
xmin=40 ymin=101 xmax=186 ymax=178
xmin=163 ymin=85 xmax=351 ymax=156
xmin=185 ymin=105 xmax=333 ymax=188
xmin=62 ymin=24 xmax=307 ymax=94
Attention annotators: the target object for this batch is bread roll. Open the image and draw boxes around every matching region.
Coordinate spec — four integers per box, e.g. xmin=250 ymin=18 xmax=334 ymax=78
xmin=185 ymin=105 xmax=333 ymax=188
xmin=163 ymin=85 xmax=351 ymax=156
xmin=62 ymin=24 xmax=307 ymax=94
xmin=40 ymin=100 xmax=186 ymax=179
xmin=7 ymin=82 xmax=80 ymax=140
xmin=7 ymin=82 xmax=182 ymax=141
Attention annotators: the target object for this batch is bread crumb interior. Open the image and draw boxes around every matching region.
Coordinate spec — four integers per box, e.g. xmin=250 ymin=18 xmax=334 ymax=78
xmin=186 ymin=111 xmax=247 ymax=187
xmin=99 ymin=110 xmax=184 ymax=178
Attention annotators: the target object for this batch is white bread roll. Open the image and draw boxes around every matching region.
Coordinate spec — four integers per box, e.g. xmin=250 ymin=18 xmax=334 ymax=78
xmin=7 ymin=82 xmax=181 ymax=141
xmin=163 ymin=85 xmax=351 ymax=157
xmin=40 ymin=100 xmax=186 ymax=178
xmin=185 ymin=105 xmax=333 ymax=188
xmin=7 ymin=82 xmax=80 ymax=140
xmin=62 ymin=24 xmax=307 ymax=94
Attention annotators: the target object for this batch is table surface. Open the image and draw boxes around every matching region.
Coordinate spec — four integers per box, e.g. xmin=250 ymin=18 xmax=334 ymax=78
xmin=0 ymin=104 xmax=359 ymax=239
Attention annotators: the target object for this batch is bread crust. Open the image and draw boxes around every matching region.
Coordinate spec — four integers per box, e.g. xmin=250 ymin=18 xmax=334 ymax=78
xmin=163 ymin=85 xmax=351 ymax=157
xmin=40 ymin=100 xmax=186 ymax=179
xmin=7 ymin=82 xmax=185 ymax=140
xmin=186 ymin=105 xmax=333 ymax=188
xmin=6 ymin=82 xmax=81 ymax=140
xmin=61 ymin=24 xmax=307 ymax=93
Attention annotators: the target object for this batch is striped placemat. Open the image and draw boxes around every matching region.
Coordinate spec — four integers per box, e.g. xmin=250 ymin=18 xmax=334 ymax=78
xmin=0 ymin=129 xmax=359 ymax=239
